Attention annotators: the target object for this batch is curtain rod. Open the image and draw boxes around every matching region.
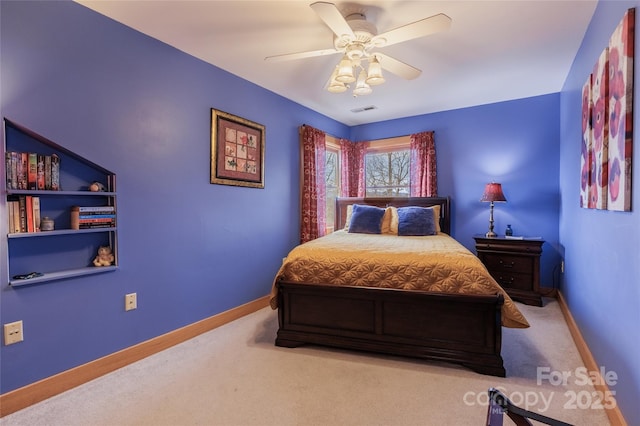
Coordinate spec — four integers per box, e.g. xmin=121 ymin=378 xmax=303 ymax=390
xmin=301 ymin=124 xmax=434 ymax=141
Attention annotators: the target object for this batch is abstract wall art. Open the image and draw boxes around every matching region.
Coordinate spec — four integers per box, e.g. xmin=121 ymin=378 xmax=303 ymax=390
xmin=581 ymin=8 xmax=634 ymax=211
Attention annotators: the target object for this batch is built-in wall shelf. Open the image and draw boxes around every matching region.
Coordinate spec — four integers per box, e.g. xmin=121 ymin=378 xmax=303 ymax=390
xmin=3 ymin=118 xmax=119 ymax=287
xmin=8 ymin=227 xmax=118 ymax=239
xmin=9 ymin=266 xmax=118 ymax=287
xmin=6 ymin=189 xmax=117 ymax=197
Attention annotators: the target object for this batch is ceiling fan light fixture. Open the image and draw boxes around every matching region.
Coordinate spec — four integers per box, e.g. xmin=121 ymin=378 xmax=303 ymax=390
xmin=328 ymin=81 xmax=348 ymax=93
xmin=336 ymin=55 xmax=356 ymax=83
xmin=268 ymin=2 xmax=450 ymax=97
xmin=353 ymin=69 xmax=372 ymax=96
xmin=346 ymin=43 xmax=366 ymax=60
xmin=366 ymin=56 xmax=385 ymax=85
xmin=327 ymin=67 xmax=348 ymax=93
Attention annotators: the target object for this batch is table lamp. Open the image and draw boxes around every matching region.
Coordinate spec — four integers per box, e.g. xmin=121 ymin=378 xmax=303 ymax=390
xmin=480 ymin=182 xmax=507 ymax=238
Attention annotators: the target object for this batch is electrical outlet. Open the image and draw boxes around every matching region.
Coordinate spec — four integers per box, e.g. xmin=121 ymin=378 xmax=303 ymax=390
xmin=4 ymin=321 xmax=24 ymax=345
xmin=125 ymin=293 xmax=137 ymax=311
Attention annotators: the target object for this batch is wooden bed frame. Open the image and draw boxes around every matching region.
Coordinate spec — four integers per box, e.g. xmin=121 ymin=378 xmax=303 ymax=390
xmin=275 ymin=197 xmax=506 ymax=377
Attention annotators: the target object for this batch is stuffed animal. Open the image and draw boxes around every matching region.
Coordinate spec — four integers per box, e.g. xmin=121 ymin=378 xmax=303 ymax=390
xmin=93 ymin=246 xmax=114 ymax=267
xmin=89 ymin=181 xmax=106 ymax=192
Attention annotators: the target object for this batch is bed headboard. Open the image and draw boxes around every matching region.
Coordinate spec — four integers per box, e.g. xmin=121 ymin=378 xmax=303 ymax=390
xmin=335 ymin=197 xmax=451 ymax=235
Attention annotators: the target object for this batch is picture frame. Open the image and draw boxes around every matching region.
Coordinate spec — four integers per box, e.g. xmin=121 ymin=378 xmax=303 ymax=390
xmin=210 ymin=108 xmax=265 ymax=188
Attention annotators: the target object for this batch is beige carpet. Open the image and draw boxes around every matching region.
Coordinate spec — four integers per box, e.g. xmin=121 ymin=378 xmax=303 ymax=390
xmin=0 ymin=299 xmax=610 ymax=426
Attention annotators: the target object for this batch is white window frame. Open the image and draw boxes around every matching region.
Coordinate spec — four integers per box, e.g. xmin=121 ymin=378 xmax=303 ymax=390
xmin=325 ymin=136 xmax=341 ymax=233
xmin=364 ymin=136 xmax=411 ymax=197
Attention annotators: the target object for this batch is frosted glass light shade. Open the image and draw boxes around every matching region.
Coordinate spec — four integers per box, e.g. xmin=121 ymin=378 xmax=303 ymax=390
xmin=328 ymin=79 xmax=347 ymax=93
xmin=335 ymin=55 xmax=356 ymax=83
xmin=327 ymin=66 xmax=348 ymax=93
xmin=366 ymin=57 xmax=385 ymax=85
xmin=353 ymin=69 xmax=372 ymax=96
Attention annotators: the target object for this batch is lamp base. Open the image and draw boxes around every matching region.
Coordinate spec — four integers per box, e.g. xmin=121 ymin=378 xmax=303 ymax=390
xmin=485 ymin=231 xmax=497 ymax=238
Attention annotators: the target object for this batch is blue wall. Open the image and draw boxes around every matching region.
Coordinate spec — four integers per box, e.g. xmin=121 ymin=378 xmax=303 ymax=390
xmin=0 ymin=0 xmax=348 ymax=392
xmin=1 ymin=0 xmax=564 ymax=402
xmin=560 ymin=1 xmax=640 ymax=423
xmin=351 ymin=95 xmax=562 ymax=287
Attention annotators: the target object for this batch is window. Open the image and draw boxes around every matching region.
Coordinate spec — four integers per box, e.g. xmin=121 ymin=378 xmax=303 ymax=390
xmin=365 ymin=136 xmax=410 ymax=197
xmin=321 ymin=135 xmax=412 ymax=233
xmin=303 ymin=128 xmax=433 ymax=242
xmin=325 ymin=137 xmax=340 ymax=232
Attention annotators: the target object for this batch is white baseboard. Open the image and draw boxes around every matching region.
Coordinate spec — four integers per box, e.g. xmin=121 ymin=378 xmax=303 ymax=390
xmin=556 ymin=291 xmax=627 ymax=426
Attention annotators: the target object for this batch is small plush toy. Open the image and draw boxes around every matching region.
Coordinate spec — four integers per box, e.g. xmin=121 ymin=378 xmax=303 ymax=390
xmin=89 ymin=181 xmax=106 ymax=192
xmin=93 ymin=246 xmax=114 ymax=267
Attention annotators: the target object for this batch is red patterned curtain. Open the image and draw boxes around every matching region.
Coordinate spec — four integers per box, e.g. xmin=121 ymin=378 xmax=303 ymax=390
xmin=339 ymin=139 xmax=368 ymax=197
xmin=410 ymin=131 xmax=437 ymax=197
xmin=300 ymin=125 xmax=326 ymax=243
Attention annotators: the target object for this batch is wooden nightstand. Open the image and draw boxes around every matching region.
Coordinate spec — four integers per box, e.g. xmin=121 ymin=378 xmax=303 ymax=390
xmin=474 ymin=235 xmax=544 ymax=306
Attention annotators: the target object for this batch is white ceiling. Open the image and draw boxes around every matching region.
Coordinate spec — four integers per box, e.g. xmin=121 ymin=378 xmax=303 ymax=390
xmin=75 ymin=0 xmax=597 ymax=126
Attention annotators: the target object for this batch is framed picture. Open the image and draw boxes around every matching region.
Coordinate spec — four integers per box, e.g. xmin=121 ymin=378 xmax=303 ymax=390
xmin=210 ymin=109 xmax=265 ymax=188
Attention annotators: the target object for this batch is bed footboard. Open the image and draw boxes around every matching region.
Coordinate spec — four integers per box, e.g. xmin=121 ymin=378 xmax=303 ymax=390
xmin=275 ymin=280 xmax=505 ymax=377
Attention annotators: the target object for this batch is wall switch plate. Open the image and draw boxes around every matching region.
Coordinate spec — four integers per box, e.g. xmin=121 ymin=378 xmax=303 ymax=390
xmin=125 ymin=293 xmax=137 ymax=311
xmin=4 ymin=321 xmax=24 ymax=345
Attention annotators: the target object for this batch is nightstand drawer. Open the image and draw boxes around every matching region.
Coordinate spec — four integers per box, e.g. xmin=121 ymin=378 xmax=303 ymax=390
xmin=492 ymin=272 xmax=533 ymax=291
xmin=483 ymin=255 xmax=532 ymax=274
xmin=474 ymin=235 xmax=544 ymax=306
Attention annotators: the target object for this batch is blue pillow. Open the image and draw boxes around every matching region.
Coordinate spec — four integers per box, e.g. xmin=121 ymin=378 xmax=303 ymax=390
xmin=348 ymin=204 xmax=385 ymax=234
xmin=397 ymin=206 xmax=437 ymax=236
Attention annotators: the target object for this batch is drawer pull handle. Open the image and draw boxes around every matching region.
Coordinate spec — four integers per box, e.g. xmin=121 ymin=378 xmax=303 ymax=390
xmin=499 ymin=260 xmax=515 ymax=268
xmin=499 ymin=276 xmax=515 ymax=283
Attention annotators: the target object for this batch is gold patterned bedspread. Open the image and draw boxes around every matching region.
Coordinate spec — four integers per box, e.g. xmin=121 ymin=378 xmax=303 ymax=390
xmin=270 ymin=230 xmax=529 ymax=328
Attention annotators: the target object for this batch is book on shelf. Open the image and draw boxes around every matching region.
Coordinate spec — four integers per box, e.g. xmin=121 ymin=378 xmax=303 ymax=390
xmin=25 ymin=196 xmax=34 ymax=232
xmin=9 ymin=195 xmax=41 ymax=233
xmin=51 ymin=154 xmax=60 ymax=190
xmin=79 ymin=223 xmax=115 ymax=229
xmin=4 ymin=151 xmax=61 ymax=191
xmin=78 ymin=205 xmax=115 ymax=212
xmin=14 ymin=202 xmax=20 ymax=233
xmin=78 ymin=214 xmax=116 ymax=220
xmin=6 ymin=198 xmax=22 ymax=233
xmin=44 ymin=155 xmax=52 ymax=190
xmin=79 ymin=217 xmax=115 ymax=223
xmin=6 ymin=199 xmax=12 ymax=231
xmin=32 ymin=196 xmax=41 ymax=232
xmin=27 ymin=153 xmax=37 ymax=190
xmin=78 ymin=215 xmax=116 ymax=229
xmin=36 ymin=154 xmax=45 ymax=190
xmin=5 ymin=151 xmax=15 ymax=189
xmin=71 ymin=205 xmax=116 ymax=230
xmin=18 ymin=153 xmax=28 ymax=189
xmin=17 ymin=197 xmax=27 ymax=232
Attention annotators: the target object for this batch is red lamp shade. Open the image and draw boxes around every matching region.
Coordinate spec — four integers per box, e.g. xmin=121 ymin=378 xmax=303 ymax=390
xmin=480 ymin=183 xmax=507 ymax=203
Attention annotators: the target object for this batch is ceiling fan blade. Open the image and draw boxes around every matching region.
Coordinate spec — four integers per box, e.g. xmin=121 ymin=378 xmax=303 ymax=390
xmin=265 ymin=48 xmax=339 ymax=62
xmin=372 ymin=13 xmax=451 ymax=47
xmin=375 ymin=53 xmax=422 ymax=80
xmin=310 ymin=1 xmax=355 ymax=40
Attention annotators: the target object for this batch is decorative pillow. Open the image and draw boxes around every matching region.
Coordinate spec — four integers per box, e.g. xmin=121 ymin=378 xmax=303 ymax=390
xmin=345 ymin=205 xmax=394 ymax=233
xmin=397 ymin=206 xmax=437 ymax=236
xmin=344 ymin=205 xmax=353 ymax=230
xmin=386 ymin=205 xmax=441 ymax=235
xmin=348 ymin=204 xmax=386 ymax=234
xmin=386 ymin=206 xmax=399 ymax=234
xmin=431 ymin=205 xmax=442 ymax=233
xmin=381 ymin=207 xmax=393 ymax=234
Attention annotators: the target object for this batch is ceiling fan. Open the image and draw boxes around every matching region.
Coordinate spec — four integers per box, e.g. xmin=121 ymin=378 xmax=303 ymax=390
xmin=264 ymin=2 xmax=452 ymax=96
